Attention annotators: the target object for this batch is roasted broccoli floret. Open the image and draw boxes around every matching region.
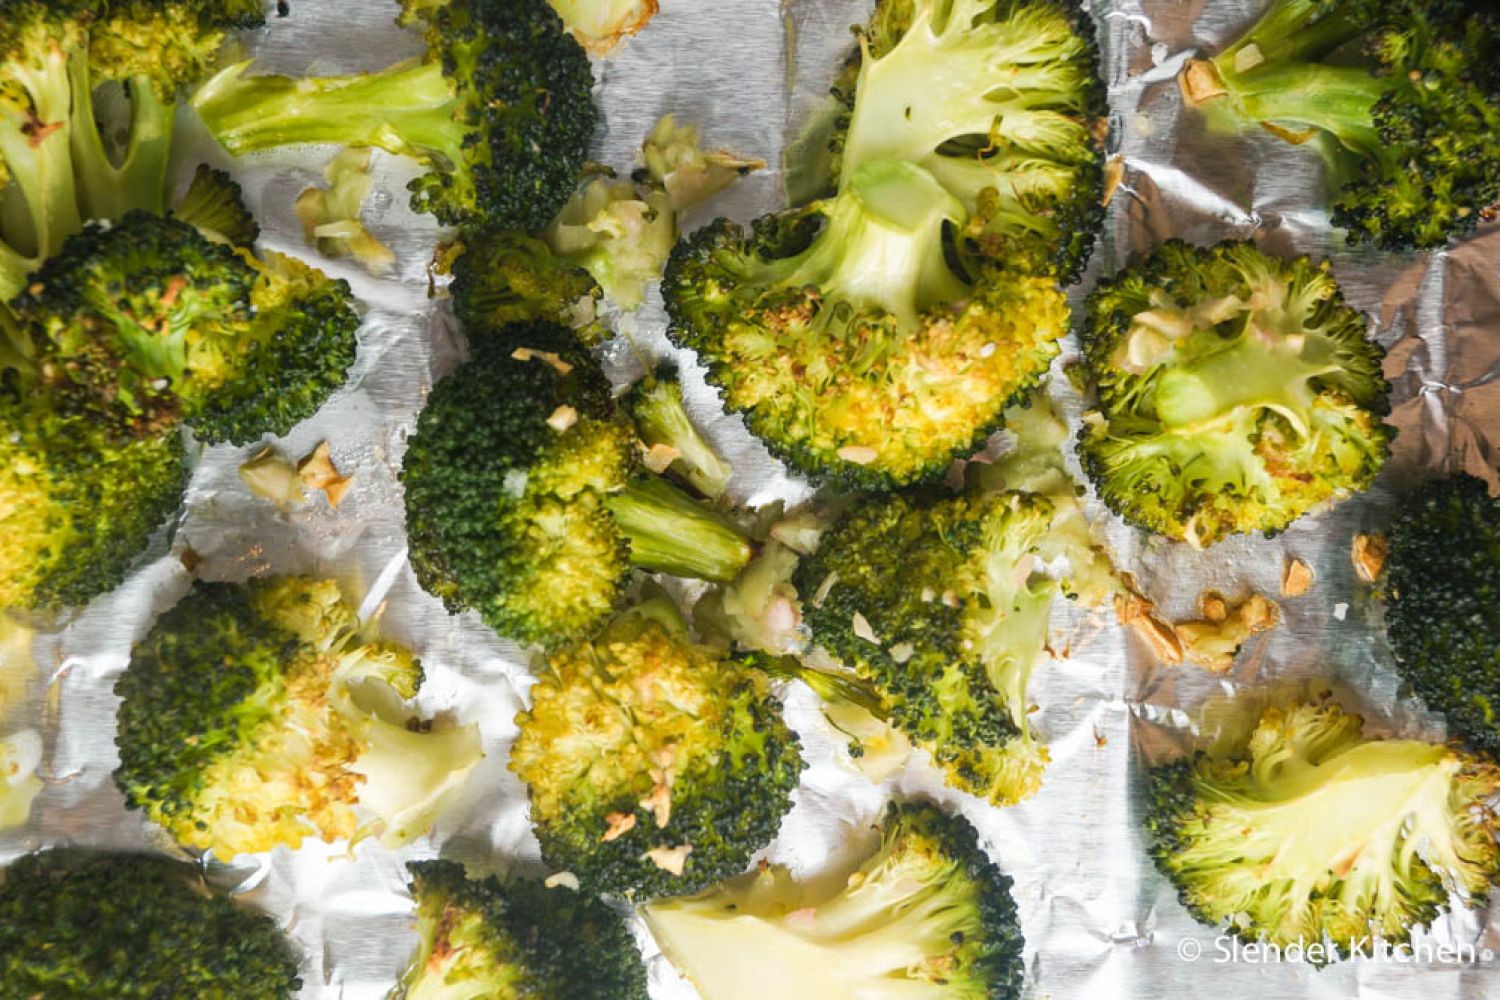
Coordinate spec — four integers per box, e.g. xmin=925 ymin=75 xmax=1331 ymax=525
xmin=173 ymin=163 xmax=260 ymax=247
xmin=547 ymin=0 xmax=659 ymax=55
xmin=0 ymin=0 xmax=263 ymax=299
xmin=13 ymin=210 xmax=360 ymax=445
xmin=0 ymin=389 xmax=186 ymax=610
xmin=1180 ymin=0 xmax=1500 ymax=250
xmin=400 ymin=321 xmax=754 ymax=648
xmin=509 ymin=594 xmax=802 ymax=898
xmin=1078 ymin=240 xmax=1393 ymax=547
xmin=627 ymin=364 xmax=733 ymax=500
xmin=397 ymin=859 xmax=650 ymax=999
xmin=0 ymin=849 xmax=302 ymax=999
xmin=1386 ymin=474 xmax=1500 ymax=753
xmin=644 ymin=801 xmax=1025 ymax=1000
xmin=666 ymin=160 xmax=1072 ymax=490
xmin=794 ymin=487 xmax=1063 ymax=805
xmin=1145 ymin=696 xmax=1500 ymax=958
xmin=193 ymin=0 xmax=597 ymax=232
xmin=831 ymin=0 xmax=1105 ymax=278
xmin=450 ymin=230 xmax=605 ymax=345
xmin=113 ymin=576 xmax=483 ymax=857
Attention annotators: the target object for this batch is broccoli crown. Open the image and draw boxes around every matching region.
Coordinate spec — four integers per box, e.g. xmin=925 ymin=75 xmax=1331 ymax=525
xmin=0 ymin=849 xmax=301 ymax=999
xmin=643 ymin=801 xmax=1025 ymax=1000
xmin=1183 ymin=0 xmax=1500 ymax=250
xmin=12 ymin=211 xmax=359 ymax=445
xmin=192 ymin=0 xmax=597 ymax=231
xmin=173 ymin=163 xmax=261 ymax=247
xmin=795 ymin=488 xmax=1060 ymax=806
xmin=450 ymin=230 xmax=605 ymax=346
xmin=1386 ymin=474 xmax=1500 ymax=753
xmin=399 ymin=859 xmax=650 ymax=999
xmin=400 ymin=321 xmax=751 ymax=648
xmin=626 ymin=365 xmax=733 ymax=500
xmin=113 ymin=575 xmax=482 ymax=857
xmin=1145 ymin=697 xmax=1500 ymax=958
xmin=0 ymin=388 xmax=185 ymax=610
xmin=665 ymin=160 xmax=1070 ymax=491
xmin=509 ymin=599 xmax=803 ymax=898
xmin=834 ymin=0 xmax=1106 ymax=281
xmin=1078 ymin=240 xmax=1392 ymax=547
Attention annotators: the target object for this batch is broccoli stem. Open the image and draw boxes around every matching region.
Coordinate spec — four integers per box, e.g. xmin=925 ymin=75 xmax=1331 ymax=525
xmin=192 ymin=59 xmax=468 ymax=171
xmin=0 ymin=51 xmax=81 ymax=269
xmin=629 ymin=372 xmax=733 ymax=499
xmin=69 ymin=69 xmax=175 ymax=219
xmin=607 ymin=476 xmax=753 ymax=583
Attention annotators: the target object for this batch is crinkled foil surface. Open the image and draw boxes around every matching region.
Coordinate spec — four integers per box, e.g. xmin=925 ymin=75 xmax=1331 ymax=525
xmin=2 ymin=1 xmax=1499 ymax=997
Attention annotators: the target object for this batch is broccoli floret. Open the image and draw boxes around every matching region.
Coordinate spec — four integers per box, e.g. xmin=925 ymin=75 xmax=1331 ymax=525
xmin=1078 ymin=240 xmax=1393 ymax=547
xmin=449 ymin=230 xmax=607 ymax=346
xmin=644 ymin=801 xmax=1024 ymax=999
xmin=0 ymin=389 xmax=186 ymax=610
xmin=794 ymin=488 xmax=1062 ymax=806
xmin=1386 ymin=474 xmax=1500 ymax=753
xmin=547 ymin=0 xmax=659 ymax=55
xmin=112 ymin=576 xmax=483 ymax=857
xmin=544 ymin=173 xmax=677 ymax=312
xmin=397 ymin=859 xmax=650 ymax=999
xmin=1180 ymin=0 xmax=1500 ymax=250
xmin=0 ymin=1 xmax=262 ymax=299
xmin=832 ymin=0 xmax=1105 ymax=279
xmin=400 ymin=321 xmax=753 ymax=648
xmin=13 ymin=210 xmax=360 ymax=445
xmin=509 ymin=594 xmax=803 ymax=898
xmin=293 ymin=149 xmax=397 ymax=275
xmin=174 ymin=163 xmax=260 ymax=247
xmin=1145 ymin=696 xmax=1500 ymax=958
xmin=0 ymin=849 xmax=302 ymax=998
xmin=627 ymin=365 xmax=733 ymax=500
xmin=666 ymin=159 xmax=1072 ymax=490
xmin=192 ymin=0 xmax=597 ymax=232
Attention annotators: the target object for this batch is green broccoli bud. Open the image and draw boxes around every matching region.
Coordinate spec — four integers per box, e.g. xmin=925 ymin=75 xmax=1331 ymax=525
xmin=626 ymin=365 xmax=733 ymax=500
xmin=0 ymin=849 xmax=302 ymax=998
xmin=1078 ymin=240 xmax=1393 ymax=547
xmin=400 ymin=321 xmax=753 ymax=649
xmin=666 ymin=159 xmax=1071 ymax=490
xmin=450 ymin=230 xmax=606 ymax=345
xmin=173 ymin=163 xmax=261 ymax=247
xmin=112 ymin=576 xmax=483 ymax=857
xmin=509 ymin=595 xmax=803 ymax=898
xmin=794 ymin=487 xmax=1062 ymax=806
xmin=644 ymin=801 xmax=1025 ymax=999
xmin=1179 ymin=0 xmax=1500 ymax=250
xmin=397 ymin=859 xmax=650 ymax=999
xmin=1145 ymin=696 xmax=1500 ymax=959
xmin=1386 ymin=474 xmax=1500 ymax=754
xmin=192 ymin=0 xmax=597 ymax=232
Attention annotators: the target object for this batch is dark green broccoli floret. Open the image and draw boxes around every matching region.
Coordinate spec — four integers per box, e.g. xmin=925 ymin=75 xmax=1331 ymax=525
xmin=0 ymin=1 xmax=264 ymax=300
xmin=12 ymin=211 xmax=359 ymax=445
xmin=828 ymin=0 xmax=1105 ymax=279
xmin=0 ymin=848 xmax=302 ymax=999
xmin=1180 ymin=0 xmax=1500 ymax=250
xmin=626 ymin=365 xmax=733 ymax=500
xmin=193 ymin=0 xmax=597 ymax=231
xmin=1386 ymin=473 xmax=1500 ymax=753
xmin=509 ymin=594 xmax=803 ymax=898
xmin=666 ymin=161 xmax=1072 ymax=491
xmin=0 ymin=387 xmax=185 ymax=610
xmin=1078 ymin=240 xmax=1393 ymax=547
xmin=173 ymin=163 xmax=260 ymax=246
xmin=450 ymin=229 xmax=606 ymax=346
xmin=400 ymin=320 xmax=754 ymax=648
xmin=1145 ymin=696 xmax=1500 ymax=960
xmin=398 ymin=859 xmax=650 ymax=999
xmin=794 ymin=487 xmax=1062 ymax=806
xmin=113 ymin=575 xmax=482 ymax=857
xmin=644 ymin=801 xmax=1025 ymax=999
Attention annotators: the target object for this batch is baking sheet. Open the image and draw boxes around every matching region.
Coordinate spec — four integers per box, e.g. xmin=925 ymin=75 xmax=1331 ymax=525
xmin=1 ymin=1 xmax=1498 ymax=997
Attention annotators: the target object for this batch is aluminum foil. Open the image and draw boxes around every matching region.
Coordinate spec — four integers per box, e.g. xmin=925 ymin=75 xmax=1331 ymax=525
xmin=2 ymin=0 xmax=1499 ymax=997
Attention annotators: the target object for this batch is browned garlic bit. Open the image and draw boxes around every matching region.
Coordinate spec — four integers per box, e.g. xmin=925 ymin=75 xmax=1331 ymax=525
xmin=1281 ymin=558 xmax=1315 ymax=597
xmin=1174 ymin=594 xmax=1281 ymax=674
xmin=644 ymin=844 xmax=692 ymax=875
xmin=601 ymin=812 xmax=637 ymax=843
xmin=297 ymin=441 xmax=353 ymax=507
xmin=239 ymin=444 xmax=305 ymax=507
xmin=511 ymin=348 xmax=574 ymax=375
xmin=1114 ymin=580 xmax=1184 ymax=666
xmin=1352 ymin=533 xmax=1387 ymax=583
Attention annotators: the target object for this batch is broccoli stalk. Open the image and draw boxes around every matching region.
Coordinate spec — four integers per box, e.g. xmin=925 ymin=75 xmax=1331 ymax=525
xmin=1146 ymin=697 xmax=1500 ymax=957
xmin=643 ymin=802 xmax=1025 ymax=1000
xmin=1179 ymin=0 xmax=1500 ymax=249
xmin=627 ymin=366 xmax=734 ymax=500
xmin=606 ymin=476 xmax=749 ymax=580
xmin=398 ymin=860 xmax=650 ymax=1000
xmin=193 ymin=0 xmax=597 ymax=231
